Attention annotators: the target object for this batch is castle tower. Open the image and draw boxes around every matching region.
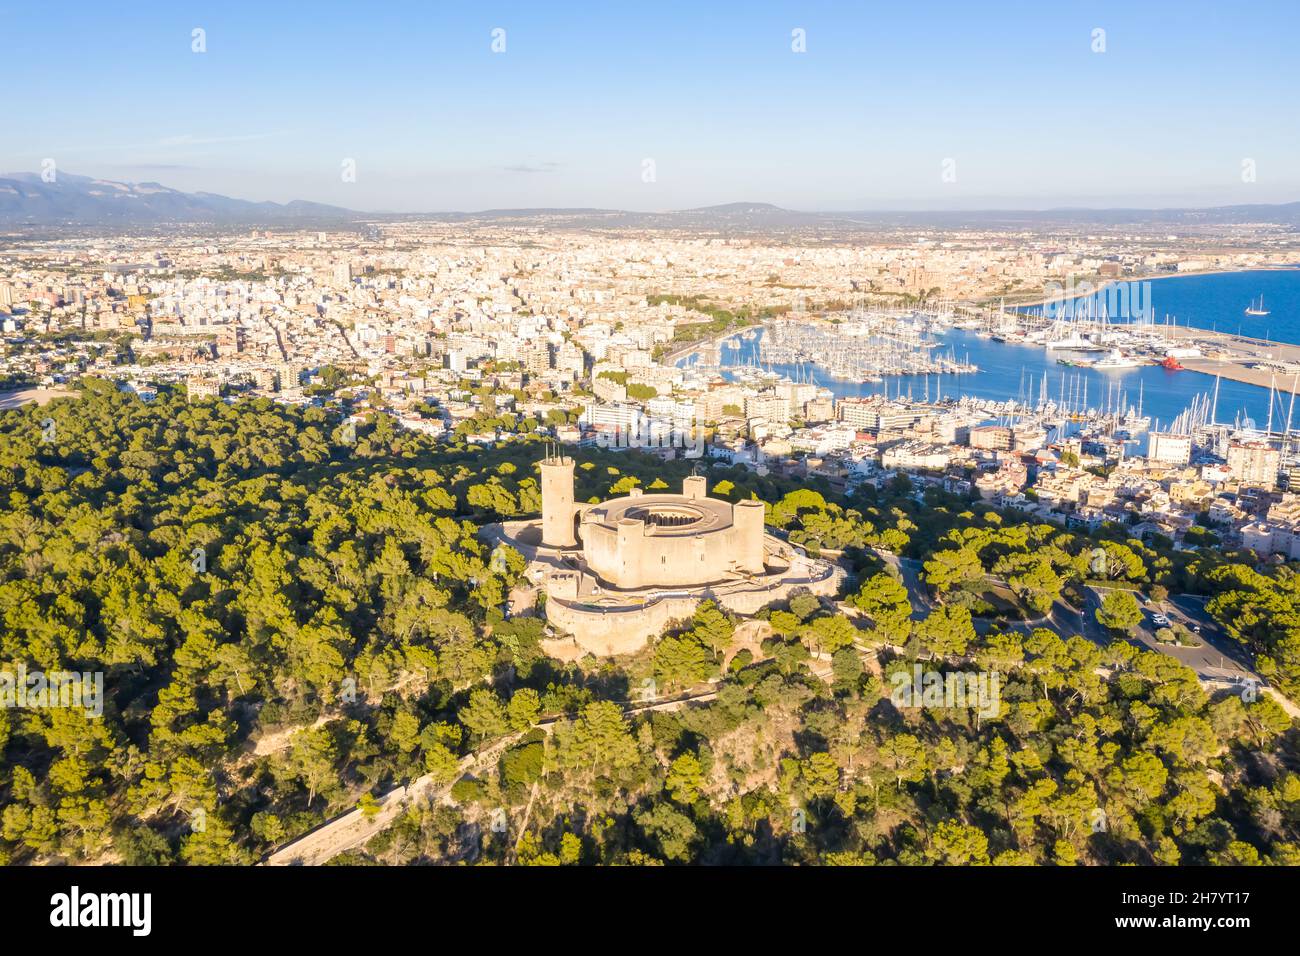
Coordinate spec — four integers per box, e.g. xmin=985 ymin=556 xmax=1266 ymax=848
xmin=616 ymin=517 xmax=645 ymax=589
xmin=732 ymin=499 xmax=766 ymax=574
xmin=540 ymin=454 xmax=576 ymax=548
xmin=683 ymin=475 xmax=707 ymax=500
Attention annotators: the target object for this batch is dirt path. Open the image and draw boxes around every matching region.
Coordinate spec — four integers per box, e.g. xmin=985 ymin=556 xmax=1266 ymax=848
xmin=264 ymin=686 xmax=723 ymax=865
xmin=265 ymin=734 xmax=519 ymax=866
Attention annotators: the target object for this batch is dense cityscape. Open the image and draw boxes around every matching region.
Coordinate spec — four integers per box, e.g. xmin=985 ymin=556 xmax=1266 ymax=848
xmin=8 ymin=219 xmax=1300 ymax=573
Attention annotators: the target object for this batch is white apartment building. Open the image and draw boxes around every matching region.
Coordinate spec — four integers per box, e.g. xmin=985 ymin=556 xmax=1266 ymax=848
xmin=1148 ymin=432 xmax=1193 ymax=466
xmin=745 ymin=394 xmax=791 ymax=424
xmin=880 ymin=442 xmax=954 ymax=472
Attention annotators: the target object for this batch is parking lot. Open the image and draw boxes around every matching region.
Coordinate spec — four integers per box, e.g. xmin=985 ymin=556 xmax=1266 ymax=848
xmin=1084 ymin=585 xmax=1256 ymax=683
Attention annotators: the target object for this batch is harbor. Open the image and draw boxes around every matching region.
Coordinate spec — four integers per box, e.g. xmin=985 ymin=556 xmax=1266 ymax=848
xmin=756 ymin=311 xmax=978 ymax=382
xmin=681 ymin=321 xmax=1282 ymax=448
xmin=670 ymin=270 xmax=1300 ymax=411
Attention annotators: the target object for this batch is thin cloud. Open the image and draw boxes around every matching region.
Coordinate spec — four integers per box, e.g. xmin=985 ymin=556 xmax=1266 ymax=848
xmin=502 ymin=161 xmax=561 ymax=174
xmin=155 ymin=132 xmax=291 ymax=148
xmin=102 ymin=163 xmax=201 ymax=171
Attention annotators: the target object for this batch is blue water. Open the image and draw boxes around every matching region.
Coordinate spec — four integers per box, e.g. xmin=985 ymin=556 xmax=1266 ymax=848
xmin=1056 ymin=268 xmax=1300 ymax=341
xmin=680 ymin=269 xmax=1300 ymax=434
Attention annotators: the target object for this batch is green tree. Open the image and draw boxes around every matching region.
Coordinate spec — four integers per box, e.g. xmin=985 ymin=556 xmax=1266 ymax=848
xmin=928 ymin=820 xmax=991 ymax=865
xmin=460 ymin=689 xmax=510 ymax=741
xmin=1095 ymin=590 xmax=1142 ymax=632
xmin=507 ymin=688 xmax=542 ymax=731
xmin=851 ymin=572 xmax=913 ymax=643
xmin=665 ymin=753 xmax=705 ymax=804
xmin=923 ymin=548 xmax=985 ymax=594
xmin=915 ymin=605 xmax=975 ymax=657
xmin=635 ymin=803 xmax=698 ymax=862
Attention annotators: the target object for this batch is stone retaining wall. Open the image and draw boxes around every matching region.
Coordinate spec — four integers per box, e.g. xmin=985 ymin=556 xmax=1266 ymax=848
xmin=543 ymin=562 xmax=845 ymax=657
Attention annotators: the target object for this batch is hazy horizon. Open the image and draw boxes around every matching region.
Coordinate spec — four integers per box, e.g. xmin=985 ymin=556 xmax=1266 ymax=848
xmin=10 ymin=168 xmax=1300 ymax=216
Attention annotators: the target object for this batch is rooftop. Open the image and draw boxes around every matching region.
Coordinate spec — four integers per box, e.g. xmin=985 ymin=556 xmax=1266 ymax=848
xmin=584 ymin=492 xmax=733 ymax=535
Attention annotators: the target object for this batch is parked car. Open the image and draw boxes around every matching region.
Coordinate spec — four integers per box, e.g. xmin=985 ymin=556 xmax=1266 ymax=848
xmin=1151 ymin=613 xmax=1170 ymax=628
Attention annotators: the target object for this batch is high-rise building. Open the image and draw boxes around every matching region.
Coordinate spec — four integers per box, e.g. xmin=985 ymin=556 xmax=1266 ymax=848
xmin=556 ymin=340 xmax=585 ymax=378
xmin=525 ymin=340 xmax=552 ymax=375
xmin=185 ymin=376 xmax=222 ymax=400
xmin=745 ymin=393 xmax=790 ymax=424
xmin=1226 ymin=440 xmax=1280 ymax=488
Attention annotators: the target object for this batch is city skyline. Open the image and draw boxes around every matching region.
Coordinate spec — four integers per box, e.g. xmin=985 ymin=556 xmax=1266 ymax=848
xmin=7 ymin=0 xmax=1299 ymax=212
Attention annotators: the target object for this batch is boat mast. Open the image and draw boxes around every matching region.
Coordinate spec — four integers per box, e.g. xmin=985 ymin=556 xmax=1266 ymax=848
xmin=1267 ymin=374 xmax=1276 ymax=437
xmin=1288 ymin=374 xmax=1299 ymax=448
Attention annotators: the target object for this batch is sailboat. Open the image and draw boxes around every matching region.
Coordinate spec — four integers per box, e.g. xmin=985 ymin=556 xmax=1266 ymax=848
xmin=1246 ymin=295 xmax=1271 ymax=317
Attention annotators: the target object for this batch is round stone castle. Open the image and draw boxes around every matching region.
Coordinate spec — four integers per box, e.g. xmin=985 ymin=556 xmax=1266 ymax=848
xmin=541 ymin=460 xmax=766 ymax=588
xmin=486 ymin=454 xmax=844 ymax=658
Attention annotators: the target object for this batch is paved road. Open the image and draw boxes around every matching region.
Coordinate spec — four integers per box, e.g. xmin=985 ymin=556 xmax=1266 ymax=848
xmin=1166 ymin=594 xmax=1259 ymax=676
xmin=897 ymin=554 xmax=1260 ymax=685
xmin=660 ymin=324 xmax=761 ymax=365
xmin=886 ymin=554 xmax=932 ymax=621
xmin=1084 ymin=585 xmax=1257 ymax=683
xmin=1080 ymin=588 xmax=1300 ymax=719
xmin=265 ymin=733 xmax=519 ymax=866
xmin=890 ymin=551 xmax=1084 ymax=640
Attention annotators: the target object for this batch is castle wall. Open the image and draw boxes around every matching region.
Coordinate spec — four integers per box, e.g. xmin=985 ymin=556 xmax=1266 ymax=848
xmin=544 ymin=594 xmax=699 ymax=656
xmin=582 ymin=517 xmax=754 ymax=588
xmin=732 ymin=499 xmax=767 ymax=574
xmin=542 ymin=554 xmax=845 ymax=657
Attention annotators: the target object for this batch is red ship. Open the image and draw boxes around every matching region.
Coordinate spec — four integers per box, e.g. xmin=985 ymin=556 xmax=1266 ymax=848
xmin=1161 ymin=356 xmax=1184 ymax=370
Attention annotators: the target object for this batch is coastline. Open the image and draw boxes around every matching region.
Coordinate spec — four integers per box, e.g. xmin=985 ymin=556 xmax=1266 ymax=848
xmin=994 ymin=266 xmax=1300 ymax=311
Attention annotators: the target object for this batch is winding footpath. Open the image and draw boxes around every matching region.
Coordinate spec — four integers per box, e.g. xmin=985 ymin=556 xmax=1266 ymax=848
xmin=263 ymin=686 xmax=722 ymax=865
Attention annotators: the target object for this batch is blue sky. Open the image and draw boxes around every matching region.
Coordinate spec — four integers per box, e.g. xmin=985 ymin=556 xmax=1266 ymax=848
xmin=5 ymin=1 xmax=1298 ymax=211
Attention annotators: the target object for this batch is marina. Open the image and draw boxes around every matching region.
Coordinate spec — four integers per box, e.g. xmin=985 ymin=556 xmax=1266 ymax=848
xmin=755 ymin=311 xmax=978 ymax=382
xmin=676 ymin=270 xmax=1300 ymax=461
xmin=683 ymin=324 xmax=1282 ymax=438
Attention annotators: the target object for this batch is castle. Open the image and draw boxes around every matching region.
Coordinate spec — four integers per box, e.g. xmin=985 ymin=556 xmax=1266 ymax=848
xmin=484 ymin=454 xmax=843 ymax=658
xmin=540 ymin=456 xmax=766 ymax=588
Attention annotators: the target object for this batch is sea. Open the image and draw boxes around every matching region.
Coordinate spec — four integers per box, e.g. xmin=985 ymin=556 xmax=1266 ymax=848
xmin=680 ymin=268 xmax=1300 ymax=435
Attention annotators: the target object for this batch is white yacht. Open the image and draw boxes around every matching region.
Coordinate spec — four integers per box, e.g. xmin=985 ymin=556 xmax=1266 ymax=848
xmin=1092 ymin=349 xmax=1145 ymax=370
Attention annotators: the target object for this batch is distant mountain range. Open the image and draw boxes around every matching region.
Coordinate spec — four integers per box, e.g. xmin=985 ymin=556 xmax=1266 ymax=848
xmin=3 ymin=173 xmax=1299 ymax=230
xmin=0 ymin=173 xmax=350 ymax=225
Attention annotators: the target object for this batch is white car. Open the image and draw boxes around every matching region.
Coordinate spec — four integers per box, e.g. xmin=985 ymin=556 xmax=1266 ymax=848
xmin=1151 ymin=614 xmax=1170 ymax=628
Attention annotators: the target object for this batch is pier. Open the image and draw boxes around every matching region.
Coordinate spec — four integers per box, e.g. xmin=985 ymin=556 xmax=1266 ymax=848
xmin=1162 ymin=326 xmax=1300 ymax=391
